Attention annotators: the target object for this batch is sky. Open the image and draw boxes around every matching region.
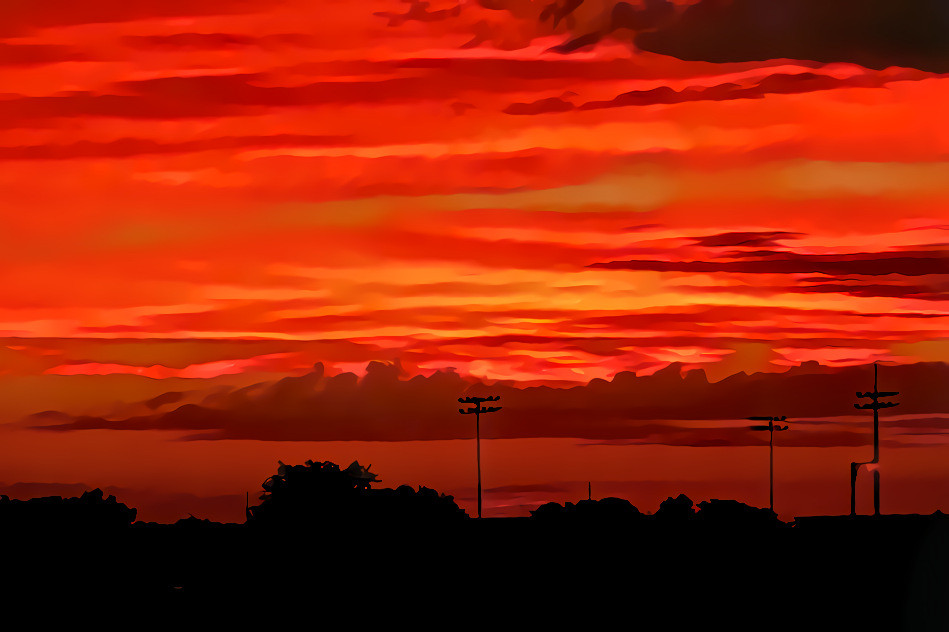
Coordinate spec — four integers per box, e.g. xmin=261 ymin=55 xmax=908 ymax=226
xmin=1 ymin=0 xmax=948 ymax=522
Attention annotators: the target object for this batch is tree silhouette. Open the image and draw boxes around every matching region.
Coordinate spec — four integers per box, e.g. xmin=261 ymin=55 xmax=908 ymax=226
xmin=695 ymin=499 xmax=782 ymax=527
xmin=530 ymin=497 xmax=643 ymax=521
xmin=246 ymin=459 xmax=467 ymax=528
xmin=246 ymin=460 xmax=378 ymax=526
xmin=654 ymin=494 xmax=696 ymax=522
xmin=0 ymin=488 xmax=136 ymax=531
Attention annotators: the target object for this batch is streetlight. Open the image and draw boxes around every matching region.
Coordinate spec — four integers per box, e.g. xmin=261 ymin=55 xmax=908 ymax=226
xmin=458 ymin=395 xmax=501 ymax=519
xmin=748 ymin=416 xmax=790 ymax=513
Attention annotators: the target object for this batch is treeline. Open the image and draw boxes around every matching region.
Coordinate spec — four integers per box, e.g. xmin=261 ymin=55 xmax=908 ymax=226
xmin=0 ymin=460 xmax=786 ymax=532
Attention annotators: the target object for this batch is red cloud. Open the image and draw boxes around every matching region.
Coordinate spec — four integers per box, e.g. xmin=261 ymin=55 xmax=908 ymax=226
xmin=0 ymin=0 xmax=267 ymax=35
xmin=34 ymin=361 xmax=949 ymax=445
xmin=0 ymin=134 xmax=352 ymax=161
xmin=591 ymin=251 xmax=949 ymax=276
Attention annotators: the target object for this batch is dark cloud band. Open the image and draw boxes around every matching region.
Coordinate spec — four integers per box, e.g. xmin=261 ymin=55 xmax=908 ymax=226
xmin=636 ymin=0 xmax=949 ymax=73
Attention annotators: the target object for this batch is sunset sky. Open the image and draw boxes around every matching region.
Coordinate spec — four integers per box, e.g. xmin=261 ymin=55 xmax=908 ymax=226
xmin=1 ymin=0 xmax=948 ymax=523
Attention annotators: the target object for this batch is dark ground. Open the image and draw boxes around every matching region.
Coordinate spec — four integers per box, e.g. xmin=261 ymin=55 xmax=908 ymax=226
xmin=4 ymin=514 xmax=949 ymax=629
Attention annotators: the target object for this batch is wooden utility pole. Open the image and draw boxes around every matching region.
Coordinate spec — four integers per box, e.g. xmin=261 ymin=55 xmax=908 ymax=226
xmin=852 ymin=363 xmax=899 ymax=516
xmin=458 ymin=395 xmax=501 ymax=519
xmin=749 ymin=416 xmax=790 ymax=512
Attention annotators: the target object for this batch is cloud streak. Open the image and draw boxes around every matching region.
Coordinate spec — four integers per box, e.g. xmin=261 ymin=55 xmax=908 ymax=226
xmin=33 ymin=361 xmax=949 ymax=445
xmin=591 ymin=251 xmax=949 ymax=276
xmin=504 ymin=69 xmax=918 ymax=114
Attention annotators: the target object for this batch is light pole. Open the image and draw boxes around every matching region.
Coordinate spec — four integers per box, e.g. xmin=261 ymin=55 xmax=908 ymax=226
xmin=852 ymin=362 xmax=899 ymax=516
xmin=749 ymin=416 xmax=789 ymax=512
xmin=458 ymin=395 xmax=501 ymax=519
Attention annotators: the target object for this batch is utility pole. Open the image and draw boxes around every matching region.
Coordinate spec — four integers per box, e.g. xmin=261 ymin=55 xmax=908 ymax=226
xmin=458 ymin=395 xmax=501 ymax=519
xmin=749 ymin=416 xmax=790 ymax=512
xmin=852 ymin=362 xmax=899 ymax=516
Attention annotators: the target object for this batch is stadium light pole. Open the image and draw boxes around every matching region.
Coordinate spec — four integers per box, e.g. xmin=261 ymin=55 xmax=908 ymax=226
xmin=458 ymin=395 xmax=501 ymax=519
xmin=748 ymin=416 xmax=790 ymax=512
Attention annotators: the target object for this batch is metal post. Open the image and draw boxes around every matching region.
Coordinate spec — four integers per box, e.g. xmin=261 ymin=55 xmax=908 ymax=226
xmin=873 ymin=364 xmax=880 ymax=515
xmin=853 ymin=363 xmax=899 ymax=517
xmin=770 ymin=421 xmax=775 ymax=512
xmin=749 ymin=416 xmax=788 ymax=513
xmin=476 ymin=406 xmax=482 ymax=520
xmin=458 ymin=395 xmax=501 ymax=519
xmin=873 ymin=469 xmax=881 ymax=517
xmin=850 ymin=462 xmax=858 ymax=517
xmin=873 ymin=403 xmax=881 ymax=515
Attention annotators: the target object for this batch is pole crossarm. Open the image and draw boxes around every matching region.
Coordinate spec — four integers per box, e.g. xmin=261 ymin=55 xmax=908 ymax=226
xmin=459 ymin=395 xmax=502 ymax=415
xmin=459 ymin=395 xmax=500 ymax=404
xmin=854 ymin=402 xmax=899 ymax=410
xmin=747 ymin=416 xmax=790 ymax=432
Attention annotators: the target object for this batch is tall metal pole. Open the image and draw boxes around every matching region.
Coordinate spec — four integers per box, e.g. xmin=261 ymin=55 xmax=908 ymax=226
xmin=749 ymin=416 xmax=788 ymax=513
xmin=850 ymin=463 xmax=858 ymax=516
xmin=475 ymin=406 xmax=481 ymax=520
xmin=873 ymin=363 xmax=880 ymax=514
xmin=459 ymin=395 xmax=501 ymax=519
xmin=873 ymin=469 xmax=881 ymax=517
xmin=853 ymin=362 xmax=899 ymax=517
xmin=770 ymin=422 xmax=775 ymax=512
xmin=873 ymin=363 xmax=879 ymax=458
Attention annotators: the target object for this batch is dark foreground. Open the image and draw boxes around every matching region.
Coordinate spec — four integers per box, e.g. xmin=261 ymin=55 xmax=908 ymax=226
xmin=5 ymin=514 xmax=949 ymax=629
